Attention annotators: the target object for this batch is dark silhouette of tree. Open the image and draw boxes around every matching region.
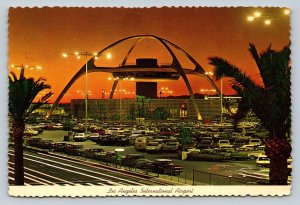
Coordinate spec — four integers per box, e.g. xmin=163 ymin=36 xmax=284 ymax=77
xmin=209 ymin=43 xmax=291 ymax=185
xmin=9 ymin=68 xmax=52 ymax=185
xmin=136 ymin=95 xmax=146 ymax=118
xmin=154 ymin=107 xmax=169 ymax=120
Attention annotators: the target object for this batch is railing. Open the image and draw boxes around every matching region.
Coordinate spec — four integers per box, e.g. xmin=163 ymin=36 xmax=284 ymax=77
xmin=192 ymin=169 xmax=264 ymax=185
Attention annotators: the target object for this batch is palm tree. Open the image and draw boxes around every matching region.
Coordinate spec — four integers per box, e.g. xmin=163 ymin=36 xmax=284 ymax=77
xmin=209 ymin=43 xmax=291 ymax=185
xmin=9 ymin=68 xmax=53 ymax=185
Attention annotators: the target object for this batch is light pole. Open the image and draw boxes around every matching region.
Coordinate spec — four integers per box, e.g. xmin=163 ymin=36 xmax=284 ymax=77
xmin=102 ymin=89 xmax=105 ymax=99
xmin=204 ymin=71 xmax=223 ymax=123
xmin=62 ymin=51 xmax=98 ymax=134
xmin=108 ymin=76 xmax=134 ymax=120
xmin=220 ymin=77 xmax=223 ymax=124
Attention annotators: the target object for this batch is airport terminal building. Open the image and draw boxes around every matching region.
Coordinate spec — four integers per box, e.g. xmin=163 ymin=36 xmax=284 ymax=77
xmin=70 ymin=98 xmax=222 ymax=121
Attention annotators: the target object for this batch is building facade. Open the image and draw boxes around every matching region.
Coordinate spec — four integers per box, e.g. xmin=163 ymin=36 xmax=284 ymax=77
xmin=70 ymin=98 xmax=222 ymax=120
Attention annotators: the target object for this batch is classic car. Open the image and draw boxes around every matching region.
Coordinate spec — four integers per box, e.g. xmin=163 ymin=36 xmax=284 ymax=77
xmin=147 ymin=159 xmax=183 ymax=175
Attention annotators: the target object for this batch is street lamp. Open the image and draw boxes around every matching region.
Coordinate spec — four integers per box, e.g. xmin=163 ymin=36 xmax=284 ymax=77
xmin=108 ymin=76 xmax=134 ymax=119
xmin=102 ymin=89 xmax=105 ymax=99
xmin=204 ymin=71 xmax=223 ymax=123
xmin=283 ymin=9 xmax=291 ymax=15
xmin=62 ymin=51 xmax=99 ymax=134
xmin=264 ymin=19 xmax=271 ymax=25
xmin=246 ymin=9 xmax=290 ymax=25
xmin=254 ymin=11 xmax=262 ymax=17
xmin=220 ymin=76 xmax=223 ymax=124
xmin=10 ymin=64 xmax=42 ymax=71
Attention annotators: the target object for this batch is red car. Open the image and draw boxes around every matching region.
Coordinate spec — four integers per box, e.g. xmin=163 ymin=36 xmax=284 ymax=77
xmin=147 ymin=159 xmax=183 ymax=175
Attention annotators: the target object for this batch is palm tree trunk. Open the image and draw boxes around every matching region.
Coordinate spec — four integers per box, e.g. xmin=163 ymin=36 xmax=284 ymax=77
xmin=12 ymin=120 xmax=25 ymax=185
xmin=265 ymin=138 xmax=291 ymax=185
xmin=269 ymin=156 xmax=289 ymax=185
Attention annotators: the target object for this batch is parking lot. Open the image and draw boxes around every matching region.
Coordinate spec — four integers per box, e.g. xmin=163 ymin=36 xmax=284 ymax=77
xmin=27 ymin=129 xmax=264 ymax=184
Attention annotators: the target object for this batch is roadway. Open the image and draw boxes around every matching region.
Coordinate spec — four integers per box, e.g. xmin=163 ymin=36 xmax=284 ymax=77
xmin=15 ymin=130 xmax=262 ymax=185
xmin=8 ymin=150 xmax=178 ymax=186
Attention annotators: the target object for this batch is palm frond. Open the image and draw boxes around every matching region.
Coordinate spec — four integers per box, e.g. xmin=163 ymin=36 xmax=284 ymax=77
xmin=9 ymin=68 xmax=52 ymax=121
xmin=208 ymin=44 xmax=291 ymax=138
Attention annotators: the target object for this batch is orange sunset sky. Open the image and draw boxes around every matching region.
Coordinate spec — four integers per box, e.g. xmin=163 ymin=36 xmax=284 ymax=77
xmin=8 ymin=7 xmax=290 ymax=103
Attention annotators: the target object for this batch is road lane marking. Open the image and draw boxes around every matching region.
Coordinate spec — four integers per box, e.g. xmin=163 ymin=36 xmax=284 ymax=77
xmin=9 ymin=152 xmax=122 ymax=185
xmin=9 ymin=150 xmax=173 ymax=186
xmin=8 ymin=169 xmax=48 ymax=185
xmin=9 ymin=164 xmax=57 ymax=185
xmin=8 ymin=161 xmax=76 ymax=186
xmin=34 ymin=152 xmax=151 ymax=185
xmin=24 ymin=152 xmax=144 ymax=186
xmin=8 ymin=176 xmax=30 ymax=186
xmin=22 ymin=156 xmax=125 ymax=186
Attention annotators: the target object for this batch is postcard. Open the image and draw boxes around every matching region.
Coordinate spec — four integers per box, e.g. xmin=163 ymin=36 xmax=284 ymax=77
xmin=8 ymin=7 xmax=291 ymax=197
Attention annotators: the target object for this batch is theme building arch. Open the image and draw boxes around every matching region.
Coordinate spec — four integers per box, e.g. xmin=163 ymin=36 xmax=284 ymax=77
xmin=47 ymin=35 xmax=221 ymax=120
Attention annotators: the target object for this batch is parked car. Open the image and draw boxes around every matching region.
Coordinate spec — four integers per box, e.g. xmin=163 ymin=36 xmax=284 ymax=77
xmin=135 ymin=159 xmax=154 ymax=169
xmin=249 ymin=138 xmax=262 ymax=146
xmin=159 ymin=127 xmax=175 ymax=136
xmin=81 ymin=148 xmax=105 ymax=159
xmin=135 ymin=136 xmax=147 ymax=151
xmin=197 ymin=139 xmax=213 ymax=149
xmin=64 ymin=144 xmax=84 ymax=156
xmin=162 ymin=141 xmax=180 ymax=152
xmin=216 ymin=147 xmax=249 ymax=160
xmin=53 ymin=123 xmax=63 ymax=130
xmin=116 ymin=135 xmax=130 ymax=146
xmin=26 ymin=138 xmax=42 ymax=147
xmin=89 ymin=133 xmax=100 ymax=142
xmin=121 ymin=154 xmax=145 ymax=167
xmin=99 ymin=151 xmax=117 ymax=163
xmin=187 ymin=149 xmax=228 ymax=162
xmin=97 ymin=134 xmax=118 ymax=146
xmin=256 ymin=154 xmax=270 ymax=167
xmin=217 ymin=139 xmax=231 ymax=148
xmin=248 ymin=145 xmax=265 ymax=159
xmin=24 ymin=128 xmax=39 ymax=136
xmin=73 ymin=133 xmax=88 ymax=142
xmin=53 ymin=142 xmax=68 ymax=152
xmin=43 ymin=124 xmax=54 ymax=130
xmin=27 ymin=125 xmax=43 ymax=134
xmin=145 ymin=141 xmax=163 ymax=153
xmin=37 ymin=140 xmax=55 ymax=149
xmin=147 ymin=159 xmax=183 ymax=175
xmin=93 ymin=128 xmax=105 ymax=134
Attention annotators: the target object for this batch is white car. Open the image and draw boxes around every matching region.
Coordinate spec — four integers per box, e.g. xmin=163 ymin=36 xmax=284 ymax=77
xmin=249 ymin=138 xmax=262 ymax=146
xmin=53 ymin=123 xmax=63 ymax=129
xmin=217 ymin=140 xmax=231 ymax=148
xmin=256 ymin=154 xmax=270 ymax=167
xmin=24 ymin=128 xmax=39 ymax=136
xmin=73 ymin=133 xmax=88 ymax=142
xmin=89 ymin=133 xmax=100 ymax=142
xmin=145 ymin=141 xmax=162 ymax=153
xmin=248 ymin=145 xmax=265 ymax=159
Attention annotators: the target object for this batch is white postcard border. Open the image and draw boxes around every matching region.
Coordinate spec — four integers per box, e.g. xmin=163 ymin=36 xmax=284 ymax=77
xmin=9 ymin=185 xmax=291 ymax=197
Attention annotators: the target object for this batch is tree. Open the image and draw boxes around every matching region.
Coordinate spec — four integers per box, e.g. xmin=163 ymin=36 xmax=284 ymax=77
xmin=153 ymin=107 xmax=169 ymax=120
xmin=9 ymin=68 xmax=52 ymax=185
xmin=209 ymin=43 xmax=291 ymax=185
xmin=63 ymin=119 xmax=75 ymax=131
xmin=136 ymin=95 xmax=146 ymax=118
xmin=178 ymin=127 xmax=193 ymax=150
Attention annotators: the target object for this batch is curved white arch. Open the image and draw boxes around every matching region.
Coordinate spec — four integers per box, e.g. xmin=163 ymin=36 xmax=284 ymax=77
xmin=47 ymin=35 xmax=221 ymax=120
